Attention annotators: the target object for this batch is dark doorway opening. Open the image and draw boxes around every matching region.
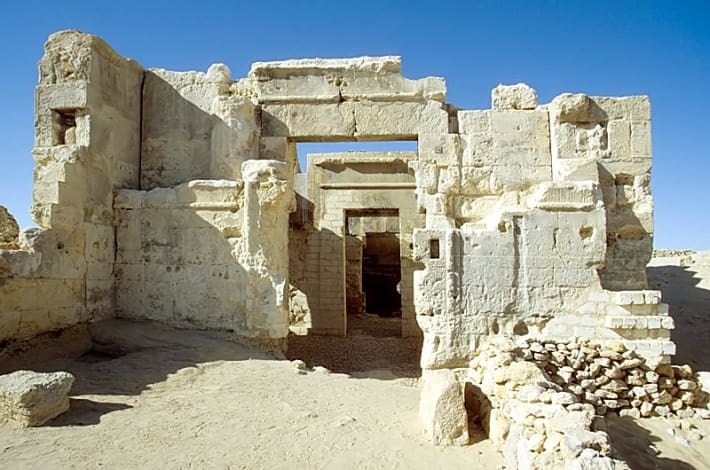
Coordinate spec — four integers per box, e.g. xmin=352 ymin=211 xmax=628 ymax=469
xmin=362 ymin=232 xmax=402 ymax=317
xmin=345 ymin=209 xmax=402 ymax=337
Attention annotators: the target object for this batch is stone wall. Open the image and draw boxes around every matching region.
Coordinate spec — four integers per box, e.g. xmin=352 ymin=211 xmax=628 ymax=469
xmin=140 ymin=66 xmax=259 ymax=189
xmin=411 ymin=85 xmax=667 ymax=371
xmin=115 ymin=161 xmax=293 ymax=338
xmin=1 ymin=30 xmax=143 ymax=342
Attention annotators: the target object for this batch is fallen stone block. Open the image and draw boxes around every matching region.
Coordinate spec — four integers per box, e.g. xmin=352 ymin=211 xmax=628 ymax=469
xmin=420 ymin=369 xmax=469 ymax=446
xmin=0 ymin=370 xmax=75 ymax=427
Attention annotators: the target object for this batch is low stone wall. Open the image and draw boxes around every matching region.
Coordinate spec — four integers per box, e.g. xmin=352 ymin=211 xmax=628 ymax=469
xmin=114 ymin=160 xmax=294 ymax=339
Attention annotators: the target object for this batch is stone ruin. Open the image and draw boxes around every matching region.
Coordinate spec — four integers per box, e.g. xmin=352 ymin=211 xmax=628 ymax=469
xmin=1 ymin=30 xmax=704 ymax=466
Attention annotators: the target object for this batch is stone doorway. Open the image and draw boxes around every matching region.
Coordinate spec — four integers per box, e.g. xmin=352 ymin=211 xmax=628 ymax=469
xmin=345 ymin=209 xmax=403 ymax=337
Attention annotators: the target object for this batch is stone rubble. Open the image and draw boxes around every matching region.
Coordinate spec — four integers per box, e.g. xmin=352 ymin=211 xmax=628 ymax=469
xmin=515 ymin=338 xmax=708 ymax=419
xmin=468 ymin=339 xmax=618 ymax=469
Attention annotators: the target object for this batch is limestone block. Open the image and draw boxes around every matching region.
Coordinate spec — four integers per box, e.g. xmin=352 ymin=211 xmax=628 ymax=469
xmin=437 ymin=166 xmax=460 ymax=195
xmin=606 ymin=119 xmax=631 ymax=159
xmin=495 ymin=361 xmax=548 ymax=390
xmin=592 ymin=96 xmax=651 ymax=121
xmin=490 ymin=163 xmax=550 ymax=193
xmin=459 ymin=166 xmax=497 ymax=196
xmin=352 ymin=100 xmax=449 ymax=138
xmin=252 ymin=74 xmax=340 ymax=104
xmin=209 ymin=95 xmax=260 ymax=179
xmin=491 ymin=83 xmax=538 ymax=110
xmin=490 ymin=110 xmax=549 ymax=163
xmin=249 ymin=56 xmax=446 ymax=103
xmin=630 ymin=120 xmax=652 ymax=159
xmin=419 ymin=369 xmax=469 ymax=446
xmin=453 ymin=196 xmax=499 ymax=222
xmin=0 ymin=370 xmax=74 ymax=427
xmin=529 ymin=181 xmax=602 ymax=212
xmin=458 ymin=110 xmax=490 ymax=135
xmin=418 ymin=133 xmax=460 ymax=166
xmin=554 ymin=158 xmax=601 ymax=183
xmin=86 ymin=279 xmax=114 ymax=320
xmin=549 ymin=93 xmax=606 ymax=123
xmin=460 ymin=132 xmax=494 ymax=168
xmin=342 ymin=74 xmax=446 ymax=102
xmin=259 ymin=137 xmax=293 ymax=163
xmin=142 ymin=69 xmax=255 ymax=188
xmin=0 ymin=206 xmax=20 ymax=249
xmin=84 ymin=223 xmax=114 ymax=264
xmin=35 ymin=82 xmax=89 ymax=113
xmin=418 ymin=317 xmax=490 ymax=369
xmin=0 ymin=250 xmax=41 ymax=279
xmin=261 ymin=102 xmax=356 ymax=138
xmin=409 ymin=161 xmax=439 ymax=194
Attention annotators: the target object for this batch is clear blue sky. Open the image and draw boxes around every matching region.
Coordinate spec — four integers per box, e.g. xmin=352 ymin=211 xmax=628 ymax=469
xmin=0 ymin=1 xmax=708 ymax=249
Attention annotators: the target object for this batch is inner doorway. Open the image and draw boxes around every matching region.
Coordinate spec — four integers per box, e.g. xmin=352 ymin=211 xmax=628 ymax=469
xmin=362 ymin=232 xmax=402 ymax=316
xmin=345 ymin=209 xmax=402 ymax=337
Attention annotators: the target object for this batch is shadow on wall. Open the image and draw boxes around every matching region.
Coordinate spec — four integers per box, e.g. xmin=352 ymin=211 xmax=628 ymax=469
xmin=647 ymin=262 xmax=710 ymax=371
xmin=598 ymin=163 xmax=653 ymax=292
xmin=140 ymin=71 xmax=254 ymax=189
xmin=114 ymin=197 xmax=251 ymax=334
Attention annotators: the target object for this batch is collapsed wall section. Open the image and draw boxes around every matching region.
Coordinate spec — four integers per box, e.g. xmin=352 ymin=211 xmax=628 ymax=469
xmin=1 ymin=30 xmax=143 ymax=342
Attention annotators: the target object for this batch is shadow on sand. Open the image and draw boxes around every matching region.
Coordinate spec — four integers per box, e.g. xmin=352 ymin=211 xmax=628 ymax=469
xmin=285 ymin=333 xmax=421 ymax=380
xmin=606 ymin=415 xmax=697 ymax=470
xmin=648 ymin=261 xmax=710 ymax=371
xmin=47 ymin=398 xmax=133 ymax=427
xmin=0 ymin=319 xmax=279 ymax=424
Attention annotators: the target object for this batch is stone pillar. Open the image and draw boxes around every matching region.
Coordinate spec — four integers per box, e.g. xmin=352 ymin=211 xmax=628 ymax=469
xmin=241 ymin=160 xmax=295 ymax=338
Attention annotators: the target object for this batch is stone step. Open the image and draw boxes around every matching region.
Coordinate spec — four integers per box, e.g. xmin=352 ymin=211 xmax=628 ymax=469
xmin=605 ymin=315 xmax=674 ymax=330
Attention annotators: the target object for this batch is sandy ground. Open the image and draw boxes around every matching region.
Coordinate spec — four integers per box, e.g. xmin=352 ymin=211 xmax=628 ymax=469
xmin=0 ymin=250 xmax=709 ymax=469
xmin=0 ymin=321 xmax=501 ymax=470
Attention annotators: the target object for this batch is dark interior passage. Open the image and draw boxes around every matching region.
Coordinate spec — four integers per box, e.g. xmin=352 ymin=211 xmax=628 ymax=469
xmin=362 ymin=232 xmax=402 ymax=317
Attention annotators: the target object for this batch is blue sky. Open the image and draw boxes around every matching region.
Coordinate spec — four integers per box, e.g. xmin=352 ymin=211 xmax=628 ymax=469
xmin=0 ymin=1 xmax=708 ymax=248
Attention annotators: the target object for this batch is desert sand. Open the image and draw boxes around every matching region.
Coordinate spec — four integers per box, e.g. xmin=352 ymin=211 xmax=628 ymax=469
xmin=0 ymin=251 xmax=709 ymax=469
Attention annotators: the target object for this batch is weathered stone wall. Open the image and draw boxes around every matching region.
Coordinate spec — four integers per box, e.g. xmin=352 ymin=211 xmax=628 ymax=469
xmin=0 ymin=207 xmax=19 ymax=250
xmin=115 ymin=161 xmax=293 ymax=338
xmin=1 ymin=30 xmax=143 ymax=342
xmin=140 ymin=67 xmax=259 ymax=189
xmin=411 ymin=85 xmax=666 ymax=370
xmin=0 ymin=33 xmax=668 ymax=392
xmin=548 ymin=94 xmax=654 ymax=291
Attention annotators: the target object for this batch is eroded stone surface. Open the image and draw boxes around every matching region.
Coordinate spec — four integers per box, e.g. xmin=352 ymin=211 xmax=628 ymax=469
xmin=419 ymin=369 xmax=469 ymax=446
xmin=491 ymin=83 xmax=538 ymax=110
xmin=0 ymin=206 xmax=20 ymax=249
xmin=0 ymin=370 xmax=74 ymax=427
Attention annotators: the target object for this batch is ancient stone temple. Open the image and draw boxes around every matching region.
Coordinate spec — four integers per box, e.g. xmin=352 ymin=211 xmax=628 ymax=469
xmin=0 ymin=30 xmax=683 ymax=463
